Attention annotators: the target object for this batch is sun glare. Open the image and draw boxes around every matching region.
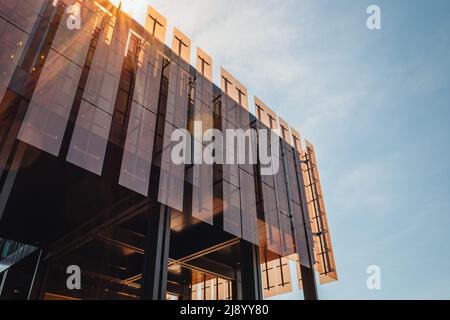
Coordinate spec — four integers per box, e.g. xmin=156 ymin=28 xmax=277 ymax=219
xmin=110 ymin=0 xmax=137 ymax=17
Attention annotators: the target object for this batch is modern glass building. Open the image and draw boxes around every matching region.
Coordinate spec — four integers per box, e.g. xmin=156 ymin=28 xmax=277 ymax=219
xmin=0 ymin=0 xmax=337 ymax=300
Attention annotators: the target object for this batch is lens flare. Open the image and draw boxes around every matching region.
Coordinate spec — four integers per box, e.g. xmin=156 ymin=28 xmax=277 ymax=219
xmin=110 ymin=0 xmax=136 ymax=17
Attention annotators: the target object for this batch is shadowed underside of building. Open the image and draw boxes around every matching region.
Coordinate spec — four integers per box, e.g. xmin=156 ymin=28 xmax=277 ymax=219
xmin=0 ymin=0 xmax=337 ymax=300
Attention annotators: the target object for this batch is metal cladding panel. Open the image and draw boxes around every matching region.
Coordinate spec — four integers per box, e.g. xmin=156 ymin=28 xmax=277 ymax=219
xmin=196 ymin=48 xmax=213 ymax=82
xmin=291 ymin=201 xmax=312 ymax=268
xmin=133 ymin=41 xmax=163 ymax=115
xmin=158 ymin=62 xmax=189 ymax=211
xmin=195 ymin=72 xmax=213 ymax=107
xmin=18 ymin=51 xmax=83 ymax=156
xmin=222 ymin=180 xmax=241 ymax=239
xmin=239 ymin=169 xmax=258 ymax=245
xmin=222 ymin=96 xmax=239 ymax=188
xmin=18 ymin=1 xmax=97 ymax=156
xmin=81 ymin=14 xmax=127 ymax=115
xmin=191 ymin=75 xmax=214 ymax=225
xmin=144 ymin=6 xmax=167 ymax=43
xmin=67 ymin=14 xmax=128 ymax=174
xmin=221 ymin=91 xmax=241 ymax=239
xmin=0 ymin=19 xmax=28 ymax=103
xmin=221 ymin=93 xmax=238 ymax=129
xmin=284 ymin=147 xmax=301 ymax=204
xmin=52 ymin=1 xmax=99 ymax=67
xmin=254 ymin=96 xmax=277 ymax=130
xmin=274 ymin=152 xmax=289 ymax=216
xmin=261 ymin=182 xmax=282 ymax=256
xmin=237 ymin=104 xmax=256 ymax=175
xmin=192 ymin=154 xmax=214 ymax=225
xmin=220 ymin=68 xmax=248 ymax=110
xmin=65 ymin=100 xmax=112 ymax=175
xmin=118 ymin=102 xmax=156 ymax=196
xmin=293 ymin=150 xmax=315 ymax=268
xmin=278 ymin=212 xmax=295 ymax=257
xmin=172 ymin=27 xmax=191 ymax=63
xmin=165 ymin=62 xmax=189 ymax=129
xmin=158 ymin=122 xmax=186 ymax=212
xmin=278 ymin=117 xmax=292 ymax=145
xmin=0 ymin=0 xmax=45 ymax=34
xmin=302 ymin=141 xmax=338 ymax=284
xmin=291 ymin=127 xmax=302 ymax=153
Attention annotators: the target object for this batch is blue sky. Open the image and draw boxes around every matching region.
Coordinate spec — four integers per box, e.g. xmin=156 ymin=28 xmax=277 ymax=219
xmin=117 ymin=0 xmax=450 ymax=299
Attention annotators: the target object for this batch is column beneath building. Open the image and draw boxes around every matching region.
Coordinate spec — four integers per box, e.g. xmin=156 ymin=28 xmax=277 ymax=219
xmin=141 ymin=204 xmax=171 ymax=300
xmin=233 ymin=240 xmax=263 ymax=300
xmin=300 ymin=265 xmax=318 ymax=300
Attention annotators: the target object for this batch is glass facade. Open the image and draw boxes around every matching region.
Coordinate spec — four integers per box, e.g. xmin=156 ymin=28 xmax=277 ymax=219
xmin=0 ymin=0 xmax=336 ymax=300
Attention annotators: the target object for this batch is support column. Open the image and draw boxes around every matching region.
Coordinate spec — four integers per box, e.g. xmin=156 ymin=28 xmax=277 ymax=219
xmin=238 ymin=241 xmax=263 ymax=300
xmin=300 ymin=265 xmax=318 ymax=300
xmin=141 ymin=204 xmax=171 ymax=300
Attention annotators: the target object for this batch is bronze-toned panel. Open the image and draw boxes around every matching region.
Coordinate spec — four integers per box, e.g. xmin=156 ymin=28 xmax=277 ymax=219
xmin=220 ymin=68 xmax=248 ymax=110
xmin=66 ymin=100 xmax=112 ymax=175
xmin=302 ymin=140 xmax=338 ymax=284
xmin=291 ymin=127 xmax=302 ymax=153
xmin=254 ymin=96 xmax=277 ymax=130
xmin=279 ymin=212 xmax=295 ymax=257
xmin=158 ymin=122 xmax=186 ymax=212
xmin=172 ymin=27 xmax=191 ymax=63
xmin=0 ymin=0 xmax=45 ymax=34
xmin=192 ymin=151 xmax=214 ymax=225
xmin=144 ymin=6 xmax=167 ymax=43
xmin=274 ymin=154 xmax=289 ymax=216
xmin=191 ymin=99 xmax=213 ymax=225
xmin=240 ymin=169 xmax=258 ymax=245
xmin=18 ymin=1 xmax=97 ymax=156
xmin=18 ymin=50 xmax=83 ymax=156
xmin=261 ymin=182 xmax=282 ymax=256
xmin=81 ymin=14 xmax=127 ymax=115
xmin=165 ymin=62 xmax=189 ymax=129
xmin=222 ymin=181 xmax=241 ymax=239
xmin=0 ymin=18 xmax=28 ymax=103
xmin=196 ymin=48 xmax=213 ymax=82
xmin=133 ymin=41 xmax=163 ymax=114
xmin=67 ymin=12 xmax=128 ymax=174
xmin=278 ymin=117 xmax=292 ymax=145
xmin=222 ymin=98 xmax=239 ymax=187
xmin=158 ymin=61 xmax=189 ymax=211
xmin=118 ymin=102 xmax=156 ymax=196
